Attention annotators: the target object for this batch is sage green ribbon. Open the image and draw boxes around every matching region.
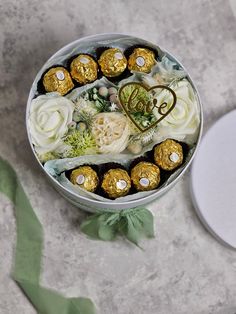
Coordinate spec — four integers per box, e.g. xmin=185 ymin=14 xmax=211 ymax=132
xmin=80 ymin=207 xmax=155 ymax=246
xmin=0 ymin=157 xmax=96 ymax=314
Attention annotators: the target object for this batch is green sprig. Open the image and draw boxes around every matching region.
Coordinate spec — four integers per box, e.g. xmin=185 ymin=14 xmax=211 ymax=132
xmin=63 ymin=130 xmax=97 ymax=158
xmin=87 ymin=88 xmax=110 ymax=112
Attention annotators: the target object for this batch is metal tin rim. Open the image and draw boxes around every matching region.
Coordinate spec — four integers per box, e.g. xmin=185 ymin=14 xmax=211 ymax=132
xmin=26 ymin=33 xmax=203 ymax=207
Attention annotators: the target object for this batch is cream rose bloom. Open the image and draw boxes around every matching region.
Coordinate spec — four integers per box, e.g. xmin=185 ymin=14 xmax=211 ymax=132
xmin=153 ymin=79 xmax=200 ymax=144
xmin=28 ymin=94 xmax=74 ymax=155
xmin=91 ymin=112 xmax=130 ymax=154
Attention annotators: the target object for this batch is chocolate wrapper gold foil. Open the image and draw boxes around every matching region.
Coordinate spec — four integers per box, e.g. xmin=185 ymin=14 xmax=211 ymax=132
xmin=43 ymin=67 xmax=74 ymax=95
xmin=101 ymin=168 xmax=131 ymax=199
xmin=70 ymin=54 xmax=98 ymax=84
xmin=70 ymin=166 xmax=99 ymax=192
xmin=98 ymin=48 xmax=127 ymax=77
xmin=131 ymin=161 xmax=160 ymax=191
xmin=154 ymin=139 xmax=183 ymax=171
xmin=128 ymin=48 xmax=155 ymax=73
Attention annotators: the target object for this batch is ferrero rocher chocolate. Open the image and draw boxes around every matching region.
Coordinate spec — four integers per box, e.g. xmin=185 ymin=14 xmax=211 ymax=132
xmin=43 ymin=67 xmax=74 ymax=95
xmin=131 ymin=161 xmax=160 ymax=191
xmin=154 ymin=139 xmax=183 ymax=171
xmin=70 ymin=166 xmax=99 ymax=192
xmin=101 ymin=168 xmax=131 ymax=199
xmin=128 ymin=48 xmax=156 ymax=73
xmin=98 ymin=48 xmax=127 ymax=77
xmin=70 ymin=54 xmax=98 ymax=84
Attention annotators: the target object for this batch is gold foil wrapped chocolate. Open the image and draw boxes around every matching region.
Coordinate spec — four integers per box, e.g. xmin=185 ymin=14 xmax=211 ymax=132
xmin=154 ymin=139 xmax=183 ymax=171
xmin=70 ymin=166 xmax=99 ymax=192
xmin=101 ymin=168 xmax=131 ymax=198
xmin=43 ymin=67 xmax=74 ymax=95
xmin=98 ymin=48 xmax=127 ymax=77
xmin=70 ymin=54 xmax=98 ymax=84
xmin=131 ymin=161 xmax=160 ymax=191
xmin=128 ymin=48 xmax=156 ymax=73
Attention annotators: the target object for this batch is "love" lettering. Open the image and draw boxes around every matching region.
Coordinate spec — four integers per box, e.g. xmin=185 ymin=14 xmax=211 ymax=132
xmin=118 ymin=82 xmax=177 ymax=132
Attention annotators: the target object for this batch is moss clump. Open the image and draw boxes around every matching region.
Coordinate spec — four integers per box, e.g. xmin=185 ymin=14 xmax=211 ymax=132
xmin=37 ymin=151 xmax=59 ymax=163
xmin=63 ymin=130 xmax=97 ymax=158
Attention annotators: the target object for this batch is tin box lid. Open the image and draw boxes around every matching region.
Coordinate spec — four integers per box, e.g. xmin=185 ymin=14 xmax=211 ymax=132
xmin=191 ymin=110 xmax=236 ymax=249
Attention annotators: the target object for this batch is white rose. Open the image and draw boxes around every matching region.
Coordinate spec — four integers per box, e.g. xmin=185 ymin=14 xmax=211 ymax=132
xmin=28 ymin=94 xmax=74 ymax=155
xmin=153 ymin=79 xmax=200 ymax=144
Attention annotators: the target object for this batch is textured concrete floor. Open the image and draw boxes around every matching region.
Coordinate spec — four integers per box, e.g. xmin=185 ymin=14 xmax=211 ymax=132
xmin=1 ymin=0 xmax=236 ymax=313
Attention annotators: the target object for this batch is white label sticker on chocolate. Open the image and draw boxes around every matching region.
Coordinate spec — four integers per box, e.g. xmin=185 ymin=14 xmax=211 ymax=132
xmin=114 ymin=52 xmax=123 ymax=60
xmin=116 ymin=179 xmax=127 ymax=190
xmin=79 ymin=57 xmax=89 ymax=64
xmin=169 ymin=152 xmax=179 ymax=163
xmin=56 ymin=71 xmax=65 ymax=81
xmin=139 ymin=177 xmax=150 ymax=187
xmin=136 ymin=56 xmax=145 ymax=67
xmin=76 ymin=175 xmax=85 ymax=185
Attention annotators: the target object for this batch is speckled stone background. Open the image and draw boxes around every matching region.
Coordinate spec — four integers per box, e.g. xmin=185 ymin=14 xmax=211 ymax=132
xmin=0 ymin=0 xmax=236 ymax=313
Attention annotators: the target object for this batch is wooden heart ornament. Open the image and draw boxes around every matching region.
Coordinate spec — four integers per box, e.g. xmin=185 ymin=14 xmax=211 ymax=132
xmin=118 ymin=82 xmax=177 ymax=132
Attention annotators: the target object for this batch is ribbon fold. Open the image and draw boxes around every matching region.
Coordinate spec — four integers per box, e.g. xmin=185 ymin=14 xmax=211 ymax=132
xmin=0 ymin=156 xmax=155 ymax=313
xmin=0 ymin=157 xmax=96 ymax=314
xmin=80 ymin=207 xmax=155 ymax=246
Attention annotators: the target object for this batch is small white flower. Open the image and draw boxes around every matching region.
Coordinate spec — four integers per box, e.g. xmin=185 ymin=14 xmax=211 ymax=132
xmin=109 ymin=102 xmax=118 ymax=111
xmin=28 ymin=94 xmax=74 ymax=155
xmin=75 ymin=97 xmax=98 ymax=115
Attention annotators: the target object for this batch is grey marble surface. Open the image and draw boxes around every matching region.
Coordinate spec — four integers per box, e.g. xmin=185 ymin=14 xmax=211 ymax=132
xmin=0 ymin=0 xmax=236 ymax=313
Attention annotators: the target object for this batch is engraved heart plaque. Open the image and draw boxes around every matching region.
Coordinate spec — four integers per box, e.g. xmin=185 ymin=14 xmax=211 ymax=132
xmin=118 ymin=82 xmax=177 ymax=132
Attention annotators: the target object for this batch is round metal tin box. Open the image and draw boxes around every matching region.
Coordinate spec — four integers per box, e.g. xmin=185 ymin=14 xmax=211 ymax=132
xmin=26 ymin=34 xmax=203 ymax=213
